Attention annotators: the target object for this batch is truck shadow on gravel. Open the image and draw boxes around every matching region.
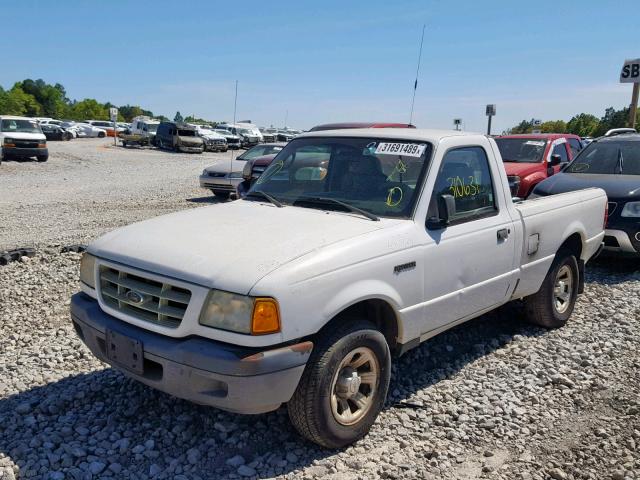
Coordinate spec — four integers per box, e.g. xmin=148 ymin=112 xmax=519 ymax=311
xmin=0 ymin=264 xmax=635 ymax=478
xmin=0 ymin=305 xmax=553 ymax=479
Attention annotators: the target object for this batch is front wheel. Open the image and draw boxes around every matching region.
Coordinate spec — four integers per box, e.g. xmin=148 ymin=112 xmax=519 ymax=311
xmin=36 ymin=155 xmax=48 ymax=162
xmin=524 ymin=251 xmax=579 ymax=328
xmin=98 ymin=131 xmax=106 ymax=138
xmin=288 ymin=320 xmax=390 ymax=448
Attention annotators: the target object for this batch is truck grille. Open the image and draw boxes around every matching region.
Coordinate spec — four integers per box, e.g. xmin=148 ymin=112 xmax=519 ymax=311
xmin=99 ymin=266 xmax=191 ymax=328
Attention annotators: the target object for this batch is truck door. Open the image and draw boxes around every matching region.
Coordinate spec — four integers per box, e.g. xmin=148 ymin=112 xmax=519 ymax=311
xmin=419 ymin=141 xmax=517 ymax=335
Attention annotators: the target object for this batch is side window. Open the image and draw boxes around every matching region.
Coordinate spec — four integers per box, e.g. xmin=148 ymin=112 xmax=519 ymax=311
xmin=552 ymin=142 xmax=569 ymax=163
xmin=567 ymin=138 xmax=582 ymax=158
xmin=429 ymin=146 xmax=497 ymax=225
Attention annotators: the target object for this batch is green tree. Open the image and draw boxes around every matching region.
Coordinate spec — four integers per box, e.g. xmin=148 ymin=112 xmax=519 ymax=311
xmin=18 ymin=79 xmax=67 ymax=118
xmin=540 ymin=120 xmax=567 ymax=133
xmin=594 ymin=106 xmax=630 ymax=136
xmin=67 ymin=98 xmax=108 ymax=121
xmin=174 ymin=111 xmax=184 ymax=122
xmin=0 ymin=85 xmax=41 ymax=116
xmin=566 ymin=113 xmax=599 ymax=137
xmin=510 ymin=119 xmax=534 ymax=134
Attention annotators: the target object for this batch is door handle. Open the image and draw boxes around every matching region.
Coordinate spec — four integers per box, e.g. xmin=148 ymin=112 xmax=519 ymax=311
xmin=497 ymin=228 xmax=510 ymax=241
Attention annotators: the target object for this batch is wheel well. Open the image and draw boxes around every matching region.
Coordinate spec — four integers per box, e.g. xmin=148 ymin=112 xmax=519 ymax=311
xmin=559 ymin=232 xmax=583 ymax=260
xmin=318 ymin=299 xmax=400 ymax=353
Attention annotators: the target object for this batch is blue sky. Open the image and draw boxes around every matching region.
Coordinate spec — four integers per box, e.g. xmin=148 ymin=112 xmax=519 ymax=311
xmin=4 ymin=0 xmax=638 ymax=132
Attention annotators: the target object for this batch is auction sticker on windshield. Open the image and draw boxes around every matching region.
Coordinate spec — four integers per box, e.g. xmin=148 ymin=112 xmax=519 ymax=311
xmin=375 ymin=142 xmax=426 ymax=157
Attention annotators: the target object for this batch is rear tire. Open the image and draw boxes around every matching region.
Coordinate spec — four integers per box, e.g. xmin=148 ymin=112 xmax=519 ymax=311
xmin=98 ymin=131 xmax=106 ymax=138
xmin=524 ymin=251 xmax=579 ymax=328
xmin=37 ymin=155 xmax=48 ymax=162
xmin=288 ymin=319 xmax=391 ymax=448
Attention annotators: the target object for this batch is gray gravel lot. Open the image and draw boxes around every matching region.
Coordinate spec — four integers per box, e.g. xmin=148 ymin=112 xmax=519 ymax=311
xmin=0 ymin=139 xmax=639 ymax=479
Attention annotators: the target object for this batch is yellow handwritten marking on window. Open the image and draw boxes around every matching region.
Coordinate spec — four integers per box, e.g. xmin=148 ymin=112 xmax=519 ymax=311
xmin=386 ymin=159 xmax=408 ymax=181
xmin=446 ymin=176 xmax=484 ymax=198
xmin=386 ymin=187 xmax=403 ymax=207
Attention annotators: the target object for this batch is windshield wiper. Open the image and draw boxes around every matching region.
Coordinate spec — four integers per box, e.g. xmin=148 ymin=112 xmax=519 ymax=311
xmin=245 ymin=190 xmax=284 ymax=208
xmin=294 ymin=196 xmax=379 ymax=221
xmin=615 ymin=147 xmax=624 ymax=174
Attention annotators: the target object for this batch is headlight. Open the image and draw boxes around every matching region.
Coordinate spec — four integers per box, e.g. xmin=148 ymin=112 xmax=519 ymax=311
xmin=620 ymin=201 xmax=640 ymax=217
xmin=199 ymin=290 xmax=280 ymax=335
xmin=3 ymin=138 xmax=15 ymax=145
xmin=228 ymin=171 xmax=244 ymax=179
xmin=80 ymin=253 xmax=96 ymax=289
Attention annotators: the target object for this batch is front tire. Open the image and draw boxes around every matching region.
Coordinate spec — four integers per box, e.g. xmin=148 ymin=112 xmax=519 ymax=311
xmin=524 ymin=251 xmax=579 ymax=328
xmin=98 ymin=131 xmax=106 ymax=138
xmin=212 ymin=190 xmax=230 ymax=200
xmin=37 ymin=155 xmax=48 ymax=162
xmin=288 ymin=319 xmax=391 ymax=448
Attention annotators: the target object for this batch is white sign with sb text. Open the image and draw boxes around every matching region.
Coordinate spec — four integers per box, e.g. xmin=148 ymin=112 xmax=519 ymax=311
xmin=620 ymin=58 xmax=640 ymax=83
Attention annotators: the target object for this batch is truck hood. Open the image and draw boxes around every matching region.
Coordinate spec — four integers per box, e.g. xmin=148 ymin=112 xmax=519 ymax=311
xmin=204 ymin=158 xmax=247 ymax=174
xmin=534 ymin=172 xmax=640 ymax=200
xmin=88 ymin=200 xmax=390 ymax=294
xmin=2 ymin=131 xmax=46 ymax=141
xmin=178 ymin=136 xmax=202 ymax=146
xmin=503 ymin=162 xmax=544 ymax=178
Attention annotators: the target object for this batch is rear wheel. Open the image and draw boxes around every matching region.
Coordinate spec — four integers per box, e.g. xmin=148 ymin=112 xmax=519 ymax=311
xmin=98 ymin=131 xmax=106 ymax=138
xmin=288 ymin=319 xmax=390 ymax=448
xmin=36 ymin=155 xmax=48 ymax=162
xmin=524 ymin=251 xmax=579 ymax=328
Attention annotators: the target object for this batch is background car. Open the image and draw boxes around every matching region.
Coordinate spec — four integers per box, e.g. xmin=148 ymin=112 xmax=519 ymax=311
xmin=532 ymin=132 xmax=640 ymax=256
xmin=494 ymin=134 xmax=583 ymax=198
xmin=41 ymin=124 xmax=73 ymax=141
xmin=70 ymin=123 xmax=107 ymax=138
xmin=213 ymin=129 xmax=241 ymax=149
xmin=199 ymin=143 xmax=286 ymax=199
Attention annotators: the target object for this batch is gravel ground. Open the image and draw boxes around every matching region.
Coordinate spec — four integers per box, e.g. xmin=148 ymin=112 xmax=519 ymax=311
xmin=0 ymin=140 xmax=639 ymax=479
xmin=0 ymin=138 xmax=226 ymax=251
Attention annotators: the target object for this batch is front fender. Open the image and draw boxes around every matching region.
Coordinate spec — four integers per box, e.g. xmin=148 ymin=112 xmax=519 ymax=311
xmin=322 ymin=279 xmax=405 ymax=339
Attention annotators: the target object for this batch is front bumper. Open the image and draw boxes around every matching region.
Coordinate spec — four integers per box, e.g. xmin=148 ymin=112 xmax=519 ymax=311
xmin=178 ymin=145 xmax=203 ymax=153
xmin=199 ymin=174 xmax=242 ymax=191
xmin=2 ymin=146 xmax=47 ymax=158
xmin=603 ymin=228 xmax=640 ymax=255
xmin=70 ymin=293 xmax=311 ymax=414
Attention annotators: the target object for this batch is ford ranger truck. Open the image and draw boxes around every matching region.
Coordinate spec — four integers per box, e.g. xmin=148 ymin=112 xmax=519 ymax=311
xmin=494 ymin=134 xmax=583 ymax=198
xmin=71 ymin=129 xmax=606 ymax=448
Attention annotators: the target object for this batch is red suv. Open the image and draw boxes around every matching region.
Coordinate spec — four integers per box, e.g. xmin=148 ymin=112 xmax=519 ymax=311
xmin=494 ymin=134 xmax=583 ymax=198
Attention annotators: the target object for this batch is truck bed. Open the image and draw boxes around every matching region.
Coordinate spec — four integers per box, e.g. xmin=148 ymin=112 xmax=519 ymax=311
xmin=511 ymin=187 xmax=606 ymax=299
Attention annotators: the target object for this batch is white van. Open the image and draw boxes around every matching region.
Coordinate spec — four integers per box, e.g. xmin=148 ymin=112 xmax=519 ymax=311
xmin=0 ymin=116 xmax=48 ymax=164
xmin=130 ymin=116 xmax=160 ymax=141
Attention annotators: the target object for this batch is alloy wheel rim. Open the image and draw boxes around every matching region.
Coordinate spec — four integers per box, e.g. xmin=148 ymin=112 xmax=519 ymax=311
xmin=554 ymin=265 xmax=573 ymax=314
xmin=330 ymin=347 xmax=379 ymax=426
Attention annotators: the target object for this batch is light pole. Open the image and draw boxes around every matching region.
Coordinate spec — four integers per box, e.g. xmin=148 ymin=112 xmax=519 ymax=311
xmin=485 ymin=104 xmax=496 ymax=135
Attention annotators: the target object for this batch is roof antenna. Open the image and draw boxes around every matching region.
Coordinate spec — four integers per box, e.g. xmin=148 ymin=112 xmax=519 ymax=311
xmin=409 ymin=24 xmax=426 ymax=126
xmin=230 ymin=80 xmax=238 ymax=166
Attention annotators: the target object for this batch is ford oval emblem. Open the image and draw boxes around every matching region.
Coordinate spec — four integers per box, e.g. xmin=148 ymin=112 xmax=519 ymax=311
xmin=125 ymin=290 xmax=145 ymax=305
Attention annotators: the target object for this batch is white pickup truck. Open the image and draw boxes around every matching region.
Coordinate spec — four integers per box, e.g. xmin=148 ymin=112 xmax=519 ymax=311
xmin=71 ymin=129 xmax=606 ymax=448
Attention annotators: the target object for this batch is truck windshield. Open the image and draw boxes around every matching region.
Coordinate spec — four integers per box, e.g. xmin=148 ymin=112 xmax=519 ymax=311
xmin=1 ymin=119 xmax=42 ymax=133
xmin=247 ymin=137 xmax=432 ymax=218
xmin=495 ymin=138 xmax=547 ymax=163
xmin=565 ymin=140 xmax=640 ymax=175
xmin=146 ymin=124 xmax=158 ymax=133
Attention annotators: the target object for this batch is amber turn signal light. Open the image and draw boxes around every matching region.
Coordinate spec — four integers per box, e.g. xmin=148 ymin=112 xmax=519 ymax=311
xmin=251 ymin=298 xmax=280 ymax=335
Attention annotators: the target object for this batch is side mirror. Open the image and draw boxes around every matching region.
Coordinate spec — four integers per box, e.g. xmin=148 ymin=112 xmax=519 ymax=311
xmin=426 ymin=194 xmax=456 ymax=229
xmin=549 ymin=154 xmax=562 ymax=166
xmin=242 ymin=160 xmax=254 ymax=181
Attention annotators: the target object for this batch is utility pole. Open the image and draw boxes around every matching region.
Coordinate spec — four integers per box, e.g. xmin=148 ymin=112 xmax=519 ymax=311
xmin=629 ymin=83 xmax=639 ymax=129
xmin=620 ymin=58 xmax=639 ymax=128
